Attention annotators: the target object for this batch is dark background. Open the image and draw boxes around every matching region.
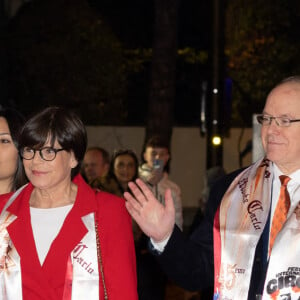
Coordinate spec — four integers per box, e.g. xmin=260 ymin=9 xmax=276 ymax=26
xmin=1 ymin=0 xmax=300 ymax=128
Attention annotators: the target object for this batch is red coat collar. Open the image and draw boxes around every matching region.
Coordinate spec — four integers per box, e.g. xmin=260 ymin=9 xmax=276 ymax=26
xmin=6 ymin=174 xmax=99 ymax=298
xmin=7 ymin=174 xmax=97 ymax=216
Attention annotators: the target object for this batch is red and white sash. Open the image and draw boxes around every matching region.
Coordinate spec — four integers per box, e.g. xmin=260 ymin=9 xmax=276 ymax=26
xmin=213 ymin=158 xmax=300 ymax=299
xmin=0 ymin=187 xmax=102 ymax=300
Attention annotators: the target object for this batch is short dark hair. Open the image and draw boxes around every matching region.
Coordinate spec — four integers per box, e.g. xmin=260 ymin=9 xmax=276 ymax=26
xmin=86 ymin=146 xmax=110 ymax=165
xmin=19 ymin=106 xmax=87 ymax=179
xmin=0 ymin=107 xmax=27 ymax=190
xmin=145 ymin=135 xmax=170 ymax=150
xmin=142 ymin=135 xmax=171 ymax=173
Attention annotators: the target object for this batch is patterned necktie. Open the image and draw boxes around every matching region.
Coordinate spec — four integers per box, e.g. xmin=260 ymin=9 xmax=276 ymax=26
xmin=269 ymin=175 xmax=291 ymax=255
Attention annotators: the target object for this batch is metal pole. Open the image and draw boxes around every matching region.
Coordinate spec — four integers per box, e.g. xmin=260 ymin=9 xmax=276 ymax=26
xmin=206 ymin=0 xmax=225 ymax=169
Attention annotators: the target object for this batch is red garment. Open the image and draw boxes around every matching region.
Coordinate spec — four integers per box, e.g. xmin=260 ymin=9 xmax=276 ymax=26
xmin=5 ymin=175 xmax=137 ymax=300
xmin=0 ymin=192 xmax=13 ymax=212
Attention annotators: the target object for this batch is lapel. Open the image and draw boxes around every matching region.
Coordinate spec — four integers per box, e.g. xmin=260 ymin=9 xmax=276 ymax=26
xmin=41 ymin=199 xmax=92 ymax=288
xmin=6 ymin=175 xmax=98 ymax=296
xmin=7 ymin=183 xmax=55 ymax=297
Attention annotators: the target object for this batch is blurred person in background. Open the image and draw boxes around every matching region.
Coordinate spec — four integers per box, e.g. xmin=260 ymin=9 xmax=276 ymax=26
xmin=189 ymin=166 xmax=226 ymax=235
xmin=82 ymin=146 xmax=110 ymax=184
xmin=139 ymin=135 xmax=183 ymax=230
xmin=91 ymin=149 xmax=139 ymax=197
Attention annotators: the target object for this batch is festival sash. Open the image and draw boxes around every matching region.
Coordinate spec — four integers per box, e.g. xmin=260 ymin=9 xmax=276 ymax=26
xmin=213 ymin=158 xmax=271 ymax=299
xmin=262 ymin=212 xmax=300 ymax=299
xmin=0 ymin=186 xmax=25 ymax=299
xmin=0 ymin=186 xmax=102 ymax=300
xmin=213 ymin=158 xmax=300 ymax=299
xmin=63 ymin=212 xmax=101 ymax=299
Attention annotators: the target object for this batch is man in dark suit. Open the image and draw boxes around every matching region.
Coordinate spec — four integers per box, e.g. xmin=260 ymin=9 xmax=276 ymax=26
xmin=125 ymin=76 xmax=300 ymax=299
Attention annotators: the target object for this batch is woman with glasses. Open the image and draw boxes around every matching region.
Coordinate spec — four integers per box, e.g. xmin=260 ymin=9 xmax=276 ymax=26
xmin=0 ymin=107 xmax=27 ymax=209
xmin=0 ymin=106 xmax=137 ymax=300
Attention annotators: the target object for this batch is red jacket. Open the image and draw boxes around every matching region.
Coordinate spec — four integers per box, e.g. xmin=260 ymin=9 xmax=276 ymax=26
xmin=2 ymin=175 xmax=137 ymax=300
xmin=0 ymin=192 xmax=13 ymax=212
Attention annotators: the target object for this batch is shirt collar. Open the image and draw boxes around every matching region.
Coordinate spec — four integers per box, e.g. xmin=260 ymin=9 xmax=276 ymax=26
xmin=273 ymin=162 xmax=300 ymax=185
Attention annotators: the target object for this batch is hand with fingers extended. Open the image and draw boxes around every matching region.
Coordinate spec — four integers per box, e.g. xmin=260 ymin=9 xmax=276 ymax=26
xmin=124 ymin=178 xmax=175 ymax=243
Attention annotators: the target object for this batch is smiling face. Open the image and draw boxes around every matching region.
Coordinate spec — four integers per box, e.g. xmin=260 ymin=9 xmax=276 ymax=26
xmin=261 ymin=81 xmax=300 ymax=173
xmin=22 ymin=139 xmax=78 ymax=192
xmin=113 ymin=154 xmax=137 ymax=185
xmin=0 ymin=117 xmax=19 ymax=193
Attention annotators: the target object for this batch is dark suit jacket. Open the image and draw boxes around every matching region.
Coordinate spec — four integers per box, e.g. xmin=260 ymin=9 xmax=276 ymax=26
xmin=154 ymin=168 xmax=266 ymax=299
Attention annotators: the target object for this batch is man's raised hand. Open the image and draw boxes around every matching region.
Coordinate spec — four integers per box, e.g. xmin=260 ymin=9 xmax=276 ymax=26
xmin=124 ymin=178 xmax=175 ymax=243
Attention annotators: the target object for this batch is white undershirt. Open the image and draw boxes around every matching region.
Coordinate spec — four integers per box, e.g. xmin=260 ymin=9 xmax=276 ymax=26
xmin=30 ymin=204 xmax=73 ymax=265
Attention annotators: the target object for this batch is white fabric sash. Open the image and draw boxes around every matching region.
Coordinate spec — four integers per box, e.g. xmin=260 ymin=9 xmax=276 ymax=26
xmin=64 ymin=213 xmax=100 ymax=300
xmin=263 ymin=198 xmax=300 ymax=299
xmin=213 ymin=158 xmax=300 ymax=299
xmin=0 ymin=186 xmax=25 ymax=300
xmin=0 ymin=186 xmax=101 ymax=300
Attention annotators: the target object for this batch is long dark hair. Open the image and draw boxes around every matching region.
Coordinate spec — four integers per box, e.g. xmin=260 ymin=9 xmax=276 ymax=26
xmin=0 ymin=107 xmax=27 ymax=190
xmin=109 ymin=149 xmax=139 ymax=193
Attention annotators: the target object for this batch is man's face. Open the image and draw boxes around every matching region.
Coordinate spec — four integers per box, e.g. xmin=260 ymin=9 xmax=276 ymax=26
xmin=83 ymin=150 xmax=109 ymax=182
xmin=261 ymin=82 xmax=300 ymax=174
xmin=143 ymin=146 xmax=170 ymax=169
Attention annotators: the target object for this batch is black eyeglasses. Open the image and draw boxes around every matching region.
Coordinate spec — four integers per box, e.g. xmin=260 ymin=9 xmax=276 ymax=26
xmin=20 ymin=147 xmax=65 ymax=161
xmin=256 ymin=114 xmax=300 ymax=127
